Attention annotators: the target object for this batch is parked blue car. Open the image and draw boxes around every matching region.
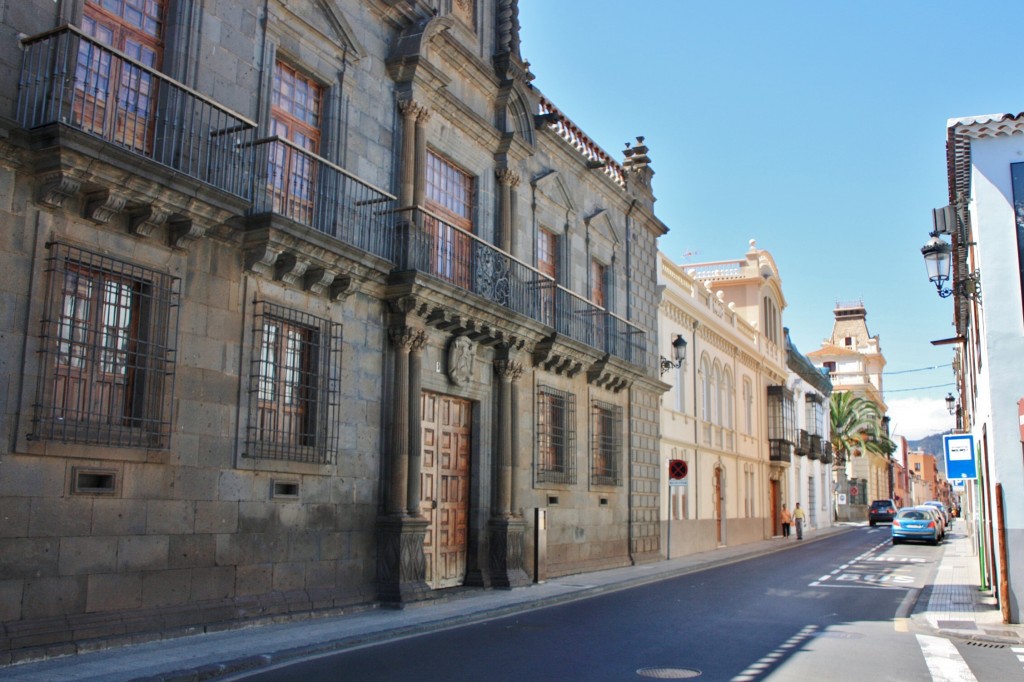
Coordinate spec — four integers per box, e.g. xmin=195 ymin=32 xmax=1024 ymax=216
xmin=891 ymin=508 xmax=940 ymax=545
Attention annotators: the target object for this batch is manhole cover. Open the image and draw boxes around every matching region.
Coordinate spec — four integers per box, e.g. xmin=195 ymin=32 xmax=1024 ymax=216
xmin=636 ymin=667 xmax=702 ymax=679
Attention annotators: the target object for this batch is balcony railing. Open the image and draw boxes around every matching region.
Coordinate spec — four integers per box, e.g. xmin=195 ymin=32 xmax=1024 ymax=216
xmin=795 ymin=429 xmax=810 ymax=456
xmin=769 ymin=439 xmax=792 ymax=464
xmin=808 ymin=434 xmax=823 ymax=461
xmin=687 ymin=260 xmax=744 ymax=282
xmin=821 ymin=440 xmax=834 ymax=465
xmin=392 ymin=208 xmax=646 ymax=366
xmin=17 ymin=25 xmax=255 ymax=197
xmin=247 ymin=136 xmax=396 ymax=261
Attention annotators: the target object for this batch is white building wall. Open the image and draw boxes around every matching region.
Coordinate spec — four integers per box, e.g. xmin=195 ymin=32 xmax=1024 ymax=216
xmin=960 ymin=132 xmax=1024 ymax=621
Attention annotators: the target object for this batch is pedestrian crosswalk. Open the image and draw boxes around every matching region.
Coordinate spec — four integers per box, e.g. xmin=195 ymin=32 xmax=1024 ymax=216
xmin=916 ymin=637 xmax=1024 ymax=681
xmin=917 ymin=635 xmax=975 ymax=681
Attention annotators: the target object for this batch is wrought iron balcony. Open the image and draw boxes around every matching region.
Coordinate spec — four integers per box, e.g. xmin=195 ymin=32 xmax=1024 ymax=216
xmin=795 ymin=429 xmax=810 ymax=456
xmin=247 ymin=136 xmax=396 ymax=260
xmin=769 ymin=439 xmax=792 ymax=464
xmin=820 ymin=440 xmax=834 ymax=465
xmin=17 ymin=25 xmax=255 ymax=197
xmin=808 ymin=434 xmax=823 ymax=461
xmin=392 ymin=208 xmax=646 ymax=366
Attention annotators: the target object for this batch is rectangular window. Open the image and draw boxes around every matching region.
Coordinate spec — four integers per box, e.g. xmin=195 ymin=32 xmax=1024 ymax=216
xmin=536 ymin=386 xmax=576 ymax=484
xmin=591 ymin=401 xmax=622 ymax=486
xmin=806 ymin=395 xmax=824 ymax=437
xmin=537 ymin=228 xmax=559 ymax=326
xmin=425 ymin=151 xmax=474 ymax=288
xmin=77 ymin=0 xmax=165 ymax=152
xmin=33 ymin=242 xmax=179 ymax=448
xmin=743 ymin=378 xmax=753 ymax=435
xmin=767 ymin=385 xmax=795 ymax=443
xmin=246 ymin=301 xmax=341 ymax=464
xmin=269 ymin=61 xmax=322 ymax=225
xmin=590 ymin=260 xmax=608 ymax=346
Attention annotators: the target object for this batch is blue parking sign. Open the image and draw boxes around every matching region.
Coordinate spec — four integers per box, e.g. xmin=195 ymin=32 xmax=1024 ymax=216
xmin=944 ymin=434 xmax=977 ymax=479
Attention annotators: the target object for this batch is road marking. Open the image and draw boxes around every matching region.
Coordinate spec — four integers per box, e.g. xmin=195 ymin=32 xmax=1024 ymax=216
xmin=917 ymin=634 xmax=976 ymax=682
xmin=732 ymin=625 xmax=818 ymax=682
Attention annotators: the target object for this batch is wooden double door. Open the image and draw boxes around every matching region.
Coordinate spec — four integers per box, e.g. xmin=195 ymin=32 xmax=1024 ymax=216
xmin=420 ymin=391 xmax=472 ymax=589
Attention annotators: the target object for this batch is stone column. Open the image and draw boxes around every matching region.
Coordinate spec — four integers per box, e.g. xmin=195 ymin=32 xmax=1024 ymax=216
xmin=495 ymin=168 xmax=520 ymax=254
xmin=494 ymin=357 xmax=522 ymax=516
xmin=397 ymin=100 xmax=422 ymax=207
xmin=412 ymin=107 xmax=432 ymax=207
xmin=488 ymin=352 xmax=529 ymax=588
xmin=378 ymin=325 xmax=430 ymax=605
xmin=406 ymin=331 xmax=428 ymax=516
xmin=386 ymin=326 xmax=421 ymax=515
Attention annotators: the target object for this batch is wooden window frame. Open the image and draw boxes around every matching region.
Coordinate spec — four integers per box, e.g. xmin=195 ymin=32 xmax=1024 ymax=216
xmin=425 ymin=151 xmax=474 ymax=288
xmin=77 ymin=0 xmax=165 ymax=152
xmin=537 ymin=227 xmax=559 ymax=325
xmin=269 ymin=61 xmax=323 ymax=224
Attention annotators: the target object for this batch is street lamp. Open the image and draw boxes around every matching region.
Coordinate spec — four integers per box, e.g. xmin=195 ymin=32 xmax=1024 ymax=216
xmin=660 ymin=334 xmax=687 ymax=375
xmin=921 ymin=233 xmax=982 ymax=302
xmin=945 ymin=392 xmax=956 ymax=415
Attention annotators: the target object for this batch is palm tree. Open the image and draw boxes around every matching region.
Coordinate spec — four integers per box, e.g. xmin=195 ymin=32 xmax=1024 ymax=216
xmin=829 ymin=392 xmax=891 ymax=465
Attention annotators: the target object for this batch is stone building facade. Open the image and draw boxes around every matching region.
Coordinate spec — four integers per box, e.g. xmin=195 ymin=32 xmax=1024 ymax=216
xmin=0 ymin=0 xmax=666 ymax=658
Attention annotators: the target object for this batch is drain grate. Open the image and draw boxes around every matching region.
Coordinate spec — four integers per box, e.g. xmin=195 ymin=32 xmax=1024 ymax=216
xmin=636 ymin=667 xmax=702 ymax=679
xmin=965 ymin=640 xmax=1007 ymax=649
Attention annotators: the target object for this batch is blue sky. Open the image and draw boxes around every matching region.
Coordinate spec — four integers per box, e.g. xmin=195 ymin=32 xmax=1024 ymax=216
xmin=518 ymin=0 xmax=1021 ymax=440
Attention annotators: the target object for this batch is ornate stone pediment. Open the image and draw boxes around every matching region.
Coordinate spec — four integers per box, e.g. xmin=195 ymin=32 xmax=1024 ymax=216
xmin=273 ymin=0 xmax=366 ymax=62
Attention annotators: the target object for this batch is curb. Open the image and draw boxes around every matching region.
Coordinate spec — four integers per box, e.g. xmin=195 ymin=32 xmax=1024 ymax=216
xmin=137 ymin=528 xmax=854 ymax=681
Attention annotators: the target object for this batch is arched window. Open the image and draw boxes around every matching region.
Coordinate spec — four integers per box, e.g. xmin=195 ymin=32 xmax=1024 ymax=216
xmin=700 ymin=356 xmax=712 ymax=422
xmin=713 ymin=362 xmax=723 ymax=427
xmin=743 ymin=378 xmax=753 ymax=435
xmin=723 ymin=368 xmax=735 ymax=430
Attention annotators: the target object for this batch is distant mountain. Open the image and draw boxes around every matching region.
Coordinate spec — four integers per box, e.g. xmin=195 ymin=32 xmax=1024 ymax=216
xmin=907 ymin=431 xmax=954 ymax=476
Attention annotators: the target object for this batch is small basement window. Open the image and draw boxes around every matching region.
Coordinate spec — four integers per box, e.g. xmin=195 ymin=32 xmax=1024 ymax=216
xmin=72 ymin=468 xmax=117 ymax=495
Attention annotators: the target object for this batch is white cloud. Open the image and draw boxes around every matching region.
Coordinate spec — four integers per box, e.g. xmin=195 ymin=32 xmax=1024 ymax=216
xmin=886 ymin=397 xmax=954 ymax=441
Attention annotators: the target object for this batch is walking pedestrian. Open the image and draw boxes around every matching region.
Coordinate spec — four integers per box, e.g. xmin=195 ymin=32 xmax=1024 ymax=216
xmin=780 ymin=504 xmax=792 ymax=537
xmin=793 ymin=502 xmax=806 ymax=540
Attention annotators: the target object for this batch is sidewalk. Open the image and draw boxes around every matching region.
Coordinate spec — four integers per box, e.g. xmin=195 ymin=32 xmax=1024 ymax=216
xmin=1 ymin=522 xmax=1017 ymax=681
xmin=910 ymin=518 xmax=1024 ymax=645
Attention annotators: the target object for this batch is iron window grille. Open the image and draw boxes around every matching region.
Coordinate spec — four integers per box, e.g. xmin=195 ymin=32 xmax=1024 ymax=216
xmin=245 ymin=301 xmax=341 ymax=464
xmin=767 ymin=385 xmax=795 ymax=443
xmin=805 ymin=394 xmax=825 ymax=437
xmin=32 ymin=241 xmax=179 ymax=448
xmin=536 ymin=386 xmax=576 ymax=484
xmin=591 ymin=401 xmax=622 ymax=486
